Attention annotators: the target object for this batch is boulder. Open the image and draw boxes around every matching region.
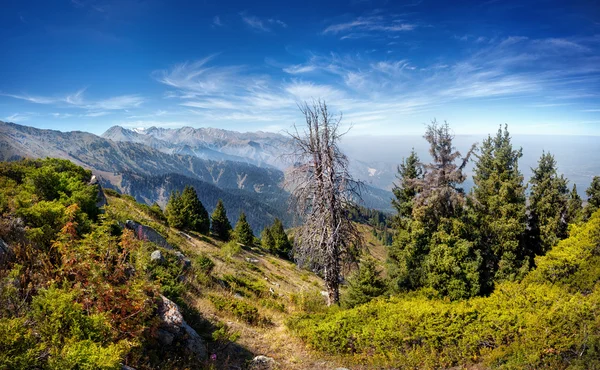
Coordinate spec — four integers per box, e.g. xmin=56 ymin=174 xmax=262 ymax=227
xmin=156 ymin=295 xmax=207 ymax=360
xmin=88 ymin=175 xmax=108 ymax=210
xmin=249 ymin=355 xmax=277 ymax=370
xmin=125 ymin=220 xmax=173 ymax=250
xmin=150 ymin=250 xmax=164 ymax=263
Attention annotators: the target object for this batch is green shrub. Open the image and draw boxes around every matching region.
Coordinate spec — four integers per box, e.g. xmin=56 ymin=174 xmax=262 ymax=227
xmin=195 ymin=253 xmax=215 ymax=275
xmin=208 ymin=295 xmax=269 ymax=326
xmin=289 ymin=290 xmax=327 ymax=314
xmin=220 ymin=240 xmax=242 ymax=259
xmin=221 ymin=273 xmax=267 ymax=297
xmin=288 ymin=211 xmax=600 ymax=368
xmin=0 ymin=318 xmax=39 ymax=369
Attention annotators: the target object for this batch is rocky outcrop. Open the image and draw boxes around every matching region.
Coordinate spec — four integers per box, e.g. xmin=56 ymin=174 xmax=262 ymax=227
xmin=125 ymin=220 xmax=173 ymax=249
xmin=156 ymin=295 xmax=207 ymax=360
xmin=88 ymin=175 xmax=108 ymax=210
xmin=249 ymin=355 xmax=277 ymax=370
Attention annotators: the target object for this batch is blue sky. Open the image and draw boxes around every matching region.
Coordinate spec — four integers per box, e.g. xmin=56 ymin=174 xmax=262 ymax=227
xmin=0 ymin=0 xmax=599 ymax=136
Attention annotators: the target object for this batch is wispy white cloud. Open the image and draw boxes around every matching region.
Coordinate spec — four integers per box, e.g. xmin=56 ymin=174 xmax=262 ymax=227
xmin=240 ymin=13 xmax=287 ymax=32
xmin=5 ymin=112 xmax=37 ymax=122
xmin=149 ymin=31 xmax=599 ymax=134
xmin=242 ymin=14 xmax=268 ymax=31
xmin=323 ymin=15 xmax=416 ymax=36
xmin=268 ymin=18 xmax=287 ymax=28
xmin=213 ymin=16 xmax=223 ymax=27
xmin=2 ymin=89 xmax=144 ymax=112
xmin=239 ymin=13 xmax=286 ymax=32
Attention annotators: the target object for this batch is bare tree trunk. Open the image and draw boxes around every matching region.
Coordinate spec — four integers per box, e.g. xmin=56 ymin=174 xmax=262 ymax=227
xmin=286 ymin=100 xmax=362 ymax=306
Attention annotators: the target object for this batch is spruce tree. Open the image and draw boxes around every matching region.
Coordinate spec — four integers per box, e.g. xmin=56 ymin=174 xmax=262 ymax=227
xmin=234 ymin=212 xmax=254 ymax=246
xmin=270 ymin=218 xmax=292 ymax=258
xmin=261 ymin=226 xmax=275 ymax=251
xmin=470 ymin=124 xmax=528 ymax=287
xmin=210 ymin=199 xmax=231 ymax=240
xmin=567 ymin=184 xmax=583 ymax=224
xmin=180 ymin=186 xmax=210 ymax=234
xmin=387 ymin=120 xmax=480 ymax=299
xmin=527 ymin=152 xmax=569 ymax=255
xmin=165 ymin=190 xmax=185 ymax=229
xmin=391 ymin=149 xmax=423 ymax=225
xmin=584 ymin=176 xmax=600 ymax=219
xmin=342 ymin=258 xmax=386 ymax=308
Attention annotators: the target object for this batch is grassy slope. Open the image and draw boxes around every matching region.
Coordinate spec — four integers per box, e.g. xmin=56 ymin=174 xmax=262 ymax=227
xmin=107 ymin=193 xmax=381 ymax=369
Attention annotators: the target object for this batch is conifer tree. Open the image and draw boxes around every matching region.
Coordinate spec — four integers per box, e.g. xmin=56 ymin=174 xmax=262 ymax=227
xmin=567 ymin=184 xmax=583 ymax=224
xmin=527 ymin=152 xmax=569 ymax=255
xmin=165 ymin=190 xmax=185 ymax=229
xmin=234 ymin=212 xmax=254 ymax=246
xmin=210 ymin=199 xmax=232 ymax=240
xmin=261 ymin=226 xmax=275 ymax=251
xmin=388 ymin=120 xmax=480 ymax=299
xmin=391 ymin=149 xmax=423 ymax=226
xmin=470 ymin=125 xmax=528 ymax=287
xmin=180 ymin=186 xmax=210 ymax=234
xmin=584 ymin=176 xmax=600 ymax=219
xmin=270 ymin=218 xmax=292 ymax=258
xmin=342 ymin=258 xmax=386 ymax=308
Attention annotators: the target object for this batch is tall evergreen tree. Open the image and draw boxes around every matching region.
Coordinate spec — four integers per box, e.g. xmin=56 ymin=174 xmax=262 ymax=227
xmin=234 ymin=212 xmax=254 ymax=246
xmin=391 ymin=149 xmax=423 ymax=224
xmin=387 ymin=120 xmax=480 ymax=299
xmin=210 ymin=199 xmax=232 ymax=240
xmin=270 ymin=218 xmax=292 ymax=258
xmin=165 ymin=190 xmax=185 ymax=229
xmin=527 ymin=152 xmax=569 ymax=255
xmin=411 ymin=120 xmax=476 ymax=230
xmin=567 ymin=184 xmax=583 ymax=224
xmin=584 ymin=176 xmax=600 ymax=219
xmin=180 ymin=186 xmax=210 ymax=234
xmin=261 ymin=226 xmax=275 ymax=251
xmin=470 ymin=125 xmax=528 ymax=288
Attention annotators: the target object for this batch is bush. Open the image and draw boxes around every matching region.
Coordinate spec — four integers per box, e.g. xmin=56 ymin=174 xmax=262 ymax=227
xmin=288 ymin=211 xmax=600 ymax=368
xmin=220 ymin=240 xmax=242 ymax=259
xmin=208 ymin=295 xmax=269 ymax=326
xmin=195 ymin=253 xmax=215 ymax=275
xmin=342 ymin=257 xmax=387 ymax=308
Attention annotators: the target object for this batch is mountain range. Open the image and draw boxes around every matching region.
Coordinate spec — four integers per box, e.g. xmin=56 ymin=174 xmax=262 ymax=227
xmin=0 ymin=121 xmax=394 ymax=231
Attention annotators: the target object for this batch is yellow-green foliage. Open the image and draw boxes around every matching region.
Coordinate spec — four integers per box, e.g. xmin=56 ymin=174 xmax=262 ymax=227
xmin=288 ymin=211 xmax=600 ymax=369
xmin=208 ymin=295 xmax=270 ymax=326
xmin=0 ymin=159 xmax=156 ymax=369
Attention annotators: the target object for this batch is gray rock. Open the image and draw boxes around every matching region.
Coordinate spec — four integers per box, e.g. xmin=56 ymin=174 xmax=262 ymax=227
xmin=0 ymin=238 xmax=12 ymax=259
xmin=125 ymin=220 xmax=173 ymax=249
xmin=249 ymin=355 xmax=277 ymax=370
xmin=156 ymin=295 xmax=207 ymax=360
xmin=121 ymin=365 xmax=137 ymax=370
xmin=245 ymin=257 xmax=259 ymax=263
xmin=150 ymin=250 xmax=164 ymax=263
xmin=88 ymin=175 xmax=108 ymax=210
xmin=174 ymin=251 xmax=192 ymax=269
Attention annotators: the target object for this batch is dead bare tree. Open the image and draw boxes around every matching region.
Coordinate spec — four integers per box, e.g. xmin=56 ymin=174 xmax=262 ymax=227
xmin=286 ymin=100 xmax=362 ymax=306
